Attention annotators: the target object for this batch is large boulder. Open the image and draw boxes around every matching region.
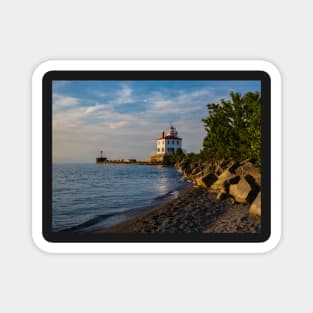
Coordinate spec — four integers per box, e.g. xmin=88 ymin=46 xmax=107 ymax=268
xmin=216 ymin=190 xmax=227 ymax=200
xmin=214 ymin=159 xmax=231 ymax=176
xmin=188 ymin=162 xmax=198 ymax=173
xmin=190 ymin=164 xmax=204 ymax=176
xmin=249 ymin=192 xmax=261 ymax=216
xmin=229 ymin=175 xmax=260 ymax=204
xmin=235 ymin=161 xmax=261 ymax=186
xmin=229 ymin=177 xmax=253 ymax=204
xmin=178 ymin=159 xmax=190 ymax=171
xmin=195 ymin=173 xmax=217 ymax=188
xmin=217 ymin=169 xmax=232 ymax=180
xmin=227 ymin=160 xmax=241 ymax=173
xmin=211 ymin=168 xmax=240 ymax=193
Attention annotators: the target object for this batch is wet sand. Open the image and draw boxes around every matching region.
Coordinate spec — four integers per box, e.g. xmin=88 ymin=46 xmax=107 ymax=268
xmin=100 ymin=186 xmax=261 ymax=233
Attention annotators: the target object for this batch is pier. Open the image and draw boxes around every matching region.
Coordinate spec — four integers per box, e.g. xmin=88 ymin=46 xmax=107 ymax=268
xmin=96 ymin=159 xmax=164 ymax=166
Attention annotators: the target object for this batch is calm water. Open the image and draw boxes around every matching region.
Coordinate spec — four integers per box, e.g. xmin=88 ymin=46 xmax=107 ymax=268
xmin=52 ymin=163 xmax=190 ymax=232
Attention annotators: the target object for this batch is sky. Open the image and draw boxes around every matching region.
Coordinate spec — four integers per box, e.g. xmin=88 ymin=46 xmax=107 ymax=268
xmin=52 ymin=80 xmax=261 ymax=163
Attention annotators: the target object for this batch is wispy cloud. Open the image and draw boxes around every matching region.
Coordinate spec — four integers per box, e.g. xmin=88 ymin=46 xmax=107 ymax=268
xmin=108 ymin=121 xmax=129 ymax=129
xmin=84 ymin=104 xmax=105 ymax=114
xmin=53 ymin=94 xmax=80 ymax=109
xmin=114 ymin=85 xmax=134 ymax=105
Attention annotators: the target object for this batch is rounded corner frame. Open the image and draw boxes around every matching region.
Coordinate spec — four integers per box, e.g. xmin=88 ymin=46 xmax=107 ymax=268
xmin=32 ymin=60 xmax=281 ymax=254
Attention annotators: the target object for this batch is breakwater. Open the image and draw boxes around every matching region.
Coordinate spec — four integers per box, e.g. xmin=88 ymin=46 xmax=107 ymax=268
xmin=96 ymin=159 xmax=163 ymax=165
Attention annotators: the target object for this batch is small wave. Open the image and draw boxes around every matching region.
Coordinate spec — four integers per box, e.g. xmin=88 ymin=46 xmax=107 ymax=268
xmin=153 ymin=185 xmax=187 ymax=202
xmin=154 ymin=189 xmax=177 ymax=201
xmin=59 ymin=213 xmax=117 ymax=232
xmin=171 ymin=190 xmax=179 ymax=199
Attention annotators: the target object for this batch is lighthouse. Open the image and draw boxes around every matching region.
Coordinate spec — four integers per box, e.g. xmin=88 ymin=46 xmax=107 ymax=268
xmin=156 ymin=125 xmax=182 ymax=156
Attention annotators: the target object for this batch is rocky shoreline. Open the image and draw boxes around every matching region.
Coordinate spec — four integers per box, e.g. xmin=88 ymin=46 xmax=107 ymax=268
xmin=177 ymin=157 xmax=261 ymax=217
xmin=98 ymin=158 xmax=261 ymax=234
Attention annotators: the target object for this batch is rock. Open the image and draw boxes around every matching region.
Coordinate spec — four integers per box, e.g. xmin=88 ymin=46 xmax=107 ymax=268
xmin=211 ymin=168 xmax=240 ymax=192
xmin=210 ymin=160 xmax=240 ymax=188
xmin=189 ymin=162 xmax=198 ymax=172
xmin=192 ymin=169 xmax=205 ymax=182
xmin=218 ymin=169 xmax=233 ymax=180
xmin=214 ymin=159 xmax=230 ymax=175
xmin=228 ymin=197 xmax=236 ymax=204
xmin=239 ymin=158 xmax=255 ymax=165
xmin=229 ymin=176 xmax=260 ymax=204
xmin=211 ymin=170 xmax=231 ymax=191
xmin=235 ymin=162 xmax=261 ymax=186
xmin=229 ymin=177 xmax=252 ymax=204
xmin=249 ymin=192 xmax=261 ymax=216
xmin=195 ymin=173 xmax=217 ymax=188
xmin=178 ymin=159 xmax=190 ymax=172
xmin=190 ymin=164 xmax=204 ymax=176
xmin=216 ymin=190 xmax=227 ymax=200
xmin=244 ymin=174 xmax=260 ymax=203
xmin=227 ymin=161 xmax=241 ymax=173
xmin=229 ymin=175 xmax=241 ymax=184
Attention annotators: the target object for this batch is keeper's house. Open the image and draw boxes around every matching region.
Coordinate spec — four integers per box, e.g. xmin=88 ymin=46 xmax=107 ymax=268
xmin=151 ymin=125 xmax=182 ymax=163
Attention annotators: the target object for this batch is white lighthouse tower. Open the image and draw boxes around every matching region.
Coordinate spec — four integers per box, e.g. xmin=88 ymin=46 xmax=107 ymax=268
xmin=156 ymin=125 xmax=182 ymax=156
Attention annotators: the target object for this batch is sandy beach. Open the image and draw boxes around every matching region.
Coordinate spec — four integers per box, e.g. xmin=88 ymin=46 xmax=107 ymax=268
xmin=100 ymin=186 xmax=261 ymax=233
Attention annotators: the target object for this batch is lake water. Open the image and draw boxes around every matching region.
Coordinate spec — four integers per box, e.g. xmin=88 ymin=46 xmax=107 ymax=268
xmin=52 ymin=163 xmax=190 ymax=232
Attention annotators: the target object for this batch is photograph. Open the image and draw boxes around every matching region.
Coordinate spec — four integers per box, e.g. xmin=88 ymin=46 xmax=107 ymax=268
xmin=52 ymin=79 xmax=262 ymax=235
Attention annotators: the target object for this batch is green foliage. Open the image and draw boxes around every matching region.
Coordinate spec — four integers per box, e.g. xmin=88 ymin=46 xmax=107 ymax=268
xmin=186 ymin=152 xmax=199 ymax=162
xmin=174 ymin=148 xmax=185 ymax=162
xmin=202 ymin=91 xmax=261 ymax=167
xmin=165 ymin=148 xmax=186 ymax=165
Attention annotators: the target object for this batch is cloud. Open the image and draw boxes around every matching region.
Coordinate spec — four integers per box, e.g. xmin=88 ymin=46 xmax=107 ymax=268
xmin=84 ymin=104 xmax=105 ymax=114
xmin=113 ymin=85 xmax=134 ymax=105
xmin=151 ymin=100 xmax=175 ymax=110
xmin=53 ymin=94 xmax=80 ymax=109
xmin=143 ymin=88 xmax=215 ymax=119
xmin=108 ymin=121 xmax=128 ymax=129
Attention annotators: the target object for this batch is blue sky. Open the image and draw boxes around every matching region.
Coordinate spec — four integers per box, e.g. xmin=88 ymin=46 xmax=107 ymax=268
xmin=52 ymin=80 xmax=260 ymax=162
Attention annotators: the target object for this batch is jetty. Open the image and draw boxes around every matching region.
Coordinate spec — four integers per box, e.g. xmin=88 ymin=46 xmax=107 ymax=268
xmin=96 ymin=151 xmax=159 ymax=165
xmin=96 ymin=158 xmax=162 ymax=166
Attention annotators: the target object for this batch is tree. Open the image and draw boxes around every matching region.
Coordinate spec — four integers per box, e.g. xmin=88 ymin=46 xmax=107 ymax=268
xmin=164 ymin=148 xmax=186 ymax=165
xmin=174 ymin=148 xmax=185 ymax=162
xmin=169 ymin=147 xmax=185 ymax=164
xmin=202 ymin=91 xmax=261 ymax=167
